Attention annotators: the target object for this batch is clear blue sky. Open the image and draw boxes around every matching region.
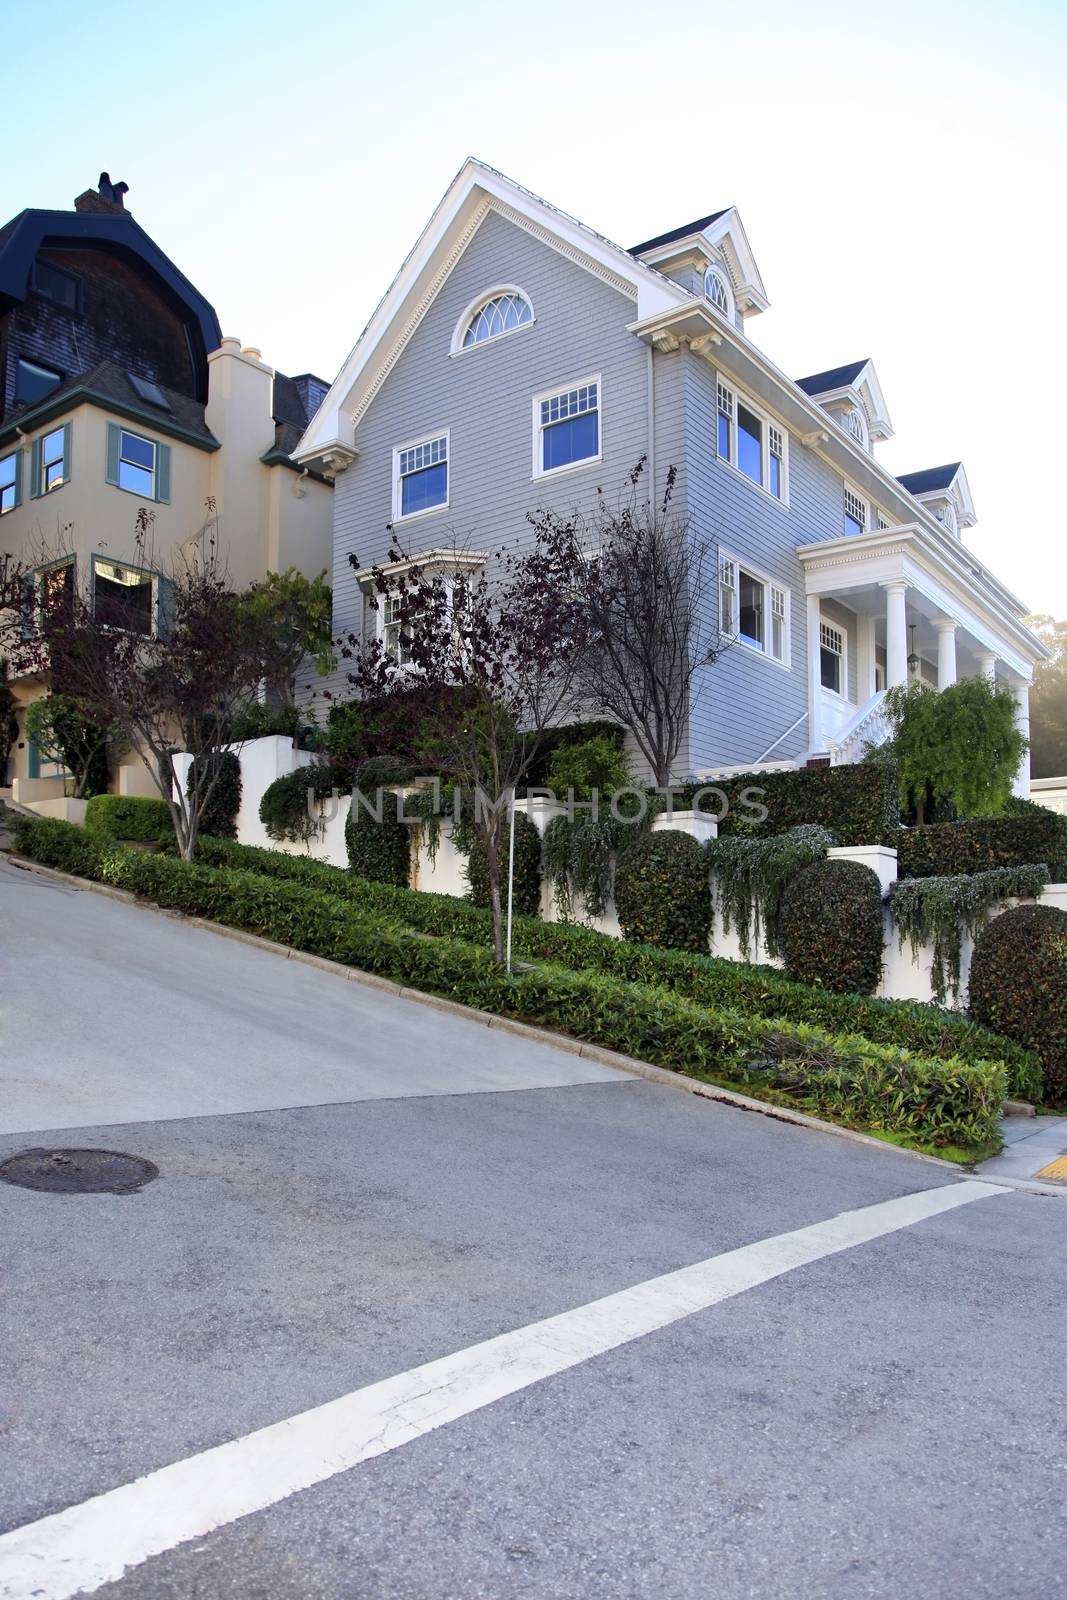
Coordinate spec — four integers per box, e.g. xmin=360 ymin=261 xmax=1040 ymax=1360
xmin=7 ymin=0 xmax=1066 ymax=612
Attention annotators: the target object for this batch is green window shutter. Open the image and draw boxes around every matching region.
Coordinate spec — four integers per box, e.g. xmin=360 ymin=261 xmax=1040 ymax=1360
xmin=105 ymin=422 xmax=121 ymax=486
xmin=29 ymin=437 xmax=42 ymax=499
xmin=61 ymin=421 xmax=72 ymax=485
xmin=155 ymin=442 xmax=171 ymax=503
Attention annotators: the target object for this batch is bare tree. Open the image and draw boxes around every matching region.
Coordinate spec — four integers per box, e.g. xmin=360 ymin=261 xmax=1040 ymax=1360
xmin=534 ymin=461 xmax=730 ymax=788
xmin=343 ymin=524 xmax=589 ymax=961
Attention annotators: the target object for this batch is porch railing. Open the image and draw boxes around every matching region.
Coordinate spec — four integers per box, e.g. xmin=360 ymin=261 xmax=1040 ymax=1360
xmin=827 ymin=690 xmax=891 ymax=766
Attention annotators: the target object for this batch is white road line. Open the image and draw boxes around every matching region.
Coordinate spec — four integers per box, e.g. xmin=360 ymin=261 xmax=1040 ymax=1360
xmin=0 ymin=1179 xmax=1007 ymax=1599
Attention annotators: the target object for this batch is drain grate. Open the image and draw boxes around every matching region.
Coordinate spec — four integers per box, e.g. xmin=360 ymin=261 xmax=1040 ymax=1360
xmin=0 ymin=1148 xmax=159 ymax=1195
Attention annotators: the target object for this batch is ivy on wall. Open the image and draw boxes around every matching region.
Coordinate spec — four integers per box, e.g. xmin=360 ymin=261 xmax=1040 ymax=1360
xmin=707 ymin=825 xmax=836 ymax=961
xmin=890 ymin=863 xmax=1051 ymax=1007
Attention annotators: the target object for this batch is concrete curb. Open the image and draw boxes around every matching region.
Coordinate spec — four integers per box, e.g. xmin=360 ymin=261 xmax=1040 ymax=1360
xmin=3 ymin=850 xmax=1000 ymax=1176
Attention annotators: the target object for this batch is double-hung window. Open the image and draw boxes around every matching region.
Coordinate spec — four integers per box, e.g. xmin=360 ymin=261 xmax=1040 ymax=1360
xmin=382 ymin=592 xmax=415 ymax=666
xmin=534 ymin=377 xmax=600 ymax=476
xmin=719 ymin=555 xmax=789 ymax=665
xmin=0 ymin=450 xmax=20 ymax=514
xmin=820 ymin=620 xmax=845 ymax=695
xmin=393 ymin=432 xmax=448 ymax=520
xmin=30 ymin=425 xmax=70 ymax=496
xmin=715 ymin=378 xmax=787 ymax=502
xmin=844 ymin=485 xmax=867 ymax=538
xmin=106 ymin=422 xmax=170 ymax=502
xmin=92 ymin=556 xmax=157 ymax=636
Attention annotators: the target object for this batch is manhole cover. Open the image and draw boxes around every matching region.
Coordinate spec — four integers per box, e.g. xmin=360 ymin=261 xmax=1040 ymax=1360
xmin=0 ymin=1148 xmax=158 ymax=1195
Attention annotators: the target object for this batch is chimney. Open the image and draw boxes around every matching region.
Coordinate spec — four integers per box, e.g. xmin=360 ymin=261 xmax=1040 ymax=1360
xmin=74 ymin=171 xmax=130 ymax=215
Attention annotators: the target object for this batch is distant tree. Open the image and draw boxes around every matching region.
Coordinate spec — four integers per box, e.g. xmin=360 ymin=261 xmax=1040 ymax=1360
xmin=537 ymin=461 xmax=730 ymax=788
xmin=343 ymin=526 xmax=589 ymax=962
xmin=882 ymin=678 xmax=1026 ymax=823
xmin=236 ymin=567 xmax=334 ymax=710
xmin=1025 ymin=614 xmax=1067 ymax=779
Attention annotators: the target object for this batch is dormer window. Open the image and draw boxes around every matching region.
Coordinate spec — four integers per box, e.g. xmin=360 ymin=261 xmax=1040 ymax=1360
xmin=936 ymin=503 xmax=958 ymax=534
xmin=704 ymin=267 xmax=733 ymax=318
xmin=452 ymin=287 xmax=534 ymax=353
xmin=845 ymin=407 xmax=868 ymax=449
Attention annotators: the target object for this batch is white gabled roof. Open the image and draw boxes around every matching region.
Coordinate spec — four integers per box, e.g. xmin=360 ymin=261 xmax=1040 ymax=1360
xmin=294 ymin=158 xmax=689 ymax=468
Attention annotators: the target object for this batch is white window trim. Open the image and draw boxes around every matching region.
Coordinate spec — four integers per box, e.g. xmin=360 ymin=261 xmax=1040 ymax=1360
xmin=714 ymin=376 xmax=790 ymax=508
xmin=719 ymin=548 xmax=791 ymax=670
xmin=532 ymin=373 xmax=602 ymax=481
xmin=391 ymin=428 xmax=450 ymax=524
xmin=0 ymin=448 xmax=18 ymax=515
xmin=450 ymin=285 xmax=535 ymax=357
xmin=844 ymin=482 xmax=869 ymax=535
xmin=115 ymin=426 xmax=157 ymax=499
xmin=819 ymin=613 xmax=849 ymax=700
xmin=357 ymin=548 xmax=487 ymax=670
xmin=703 ymin=265 xmax=735 ymax=321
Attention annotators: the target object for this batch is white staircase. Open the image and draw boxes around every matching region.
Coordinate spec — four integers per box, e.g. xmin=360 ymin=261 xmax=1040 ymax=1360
xmin=826 ymin=690 xmax=892 ymax=766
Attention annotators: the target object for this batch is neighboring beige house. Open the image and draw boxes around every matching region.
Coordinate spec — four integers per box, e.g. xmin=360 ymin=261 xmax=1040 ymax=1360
xmin=0 ymin=172 xmax=332 ymax=804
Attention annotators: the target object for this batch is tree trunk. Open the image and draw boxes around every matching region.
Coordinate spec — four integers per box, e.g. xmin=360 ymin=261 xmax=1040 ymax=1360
xmin=484 ymin=820 xmax=506 ymax=964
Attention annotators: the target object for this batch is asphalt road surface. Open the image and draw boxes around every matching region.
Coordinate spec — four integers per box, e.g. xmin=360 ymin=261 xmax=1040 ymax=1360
xmin=1 ymin=854 xmax=1064 ymax=1600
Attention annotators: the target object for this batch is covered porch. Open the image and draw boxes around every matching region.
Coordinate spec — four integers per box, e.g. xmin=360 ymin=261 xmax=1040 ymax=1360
xmin=796 ymin=524 xmax=1039 ymax=796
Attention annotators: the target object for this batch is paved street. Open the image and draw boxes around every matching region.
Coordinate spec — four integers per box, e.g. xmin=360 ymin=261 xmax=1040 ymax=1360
xmin=2 ymin=856 xmax=1066 ymax=1599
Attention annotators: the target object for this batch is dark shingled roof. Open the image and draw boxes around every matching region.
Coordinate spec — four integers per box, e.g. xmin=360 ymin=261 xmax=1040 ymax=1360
xmin=896 ymin=464 xmax=962 ymax=495
xmin=271 ymin=371 xmax=330 ymax=457
xmin=795 ymin=360 xmax=869 ymax=396
xmin=0 ymin=359 xmax=217 ymax=446
xmin=629 ymin=210 xmax=729 ymax=256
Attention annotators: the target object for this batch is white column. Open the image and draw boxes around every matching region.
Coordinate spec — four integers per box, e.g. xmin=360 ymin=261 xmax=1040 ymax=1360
xmin=858 ymin=613 xmax=878 ymax=701
xmin=977 ymin=651 xmax=998 ymax=683
xmin=1013 ymin=681 xmax=1031 ymax=799
xmin=934 ymin=618 xmax=958 ymax=690
xmin=807 ymin=593 xmax=824 ymax=751
xmin=883 ymin=580 xmax=908 ymax=688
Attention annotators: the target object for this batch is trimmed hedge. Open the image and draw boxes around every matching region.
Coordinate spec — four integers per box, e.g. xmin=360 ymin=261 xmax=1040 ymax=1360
xmin=898 ymin=812 xmax=1067 ymax=882
xmin=463 ymin=809 xmax=543 ymax=917
xmin=781 ymin=859 xmax=884 ymax=996
xmin=615 ymin=831 xmax=712 ymax=953
xmin=12 ymin=817 xmax=1005 ymax=1149
xmin=344 ymin=791 xmax=410 ymax=887
xmin=84 ymin=794 xmax=172 ymax=843
xmin=674 ymin=761 xmax=900 ymax=847
xmin=187 ymin=750 xmax=242 ymax=840
xmin=182 ymin=834 xmax=1039 ymax=1101
xmin=969 ymin=904 xmax=1067 ymax=1104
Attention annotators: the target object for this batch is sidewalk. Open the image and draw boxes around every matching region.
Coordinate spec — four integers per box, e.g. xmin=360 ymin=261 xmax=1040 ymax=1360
xmin=979 ymin=1114 xmax=1067 ymax=1183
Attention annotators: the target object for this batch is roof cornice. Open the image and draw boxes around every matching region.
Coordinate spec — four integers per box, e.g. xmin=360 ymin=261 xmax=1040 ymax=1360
xmin=0 ymin=387 xmax=219 ymax=452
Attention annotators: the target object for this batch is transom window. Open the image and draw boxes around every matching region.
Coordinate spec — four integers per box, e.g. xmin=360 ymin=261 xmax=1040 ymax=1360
xmin=720 ymin=556 xmax=789 ymax=665
xmin=820 ymin=620 xmax=845 ymax=695
xmin=460 ymin=290 xmax=533 ymax=349
xmin=715 ymin=378 xmax=787 ymax=502
xmin=393 ymin=432 xmax=449 ymax=520
xmin=92 ymin=556 xmax=156 ymax=636
xmin=844 ymin=486 xmax=867 ymax=538
xmin=534 ymin=378 xmax=600 ymax=476
xmin=0 ymin=451 xmax=19 ymax=515
xmin=704 ymin=267 xmax=732 ymax=317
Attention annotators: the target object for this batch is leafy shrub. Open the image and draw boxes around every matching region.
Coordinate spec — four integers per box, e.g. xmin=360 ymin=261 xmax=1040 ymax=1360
xmin=259 ymin=764 xmax=342 ymax=844
xmin=542 ymin=809 xmax=645 ymax=921
xmin=615 ymin=831 xmax=711 ymax=953
xmin=891 ymin=864 xmax=1050 ymax=1007
xmin=13 ymin=817 xmax=1006 ymax=1149
xmin=169 ymin=833 xmax=1043 ymax=1102
xmin=672 ymin=761 xmax=900 ymax=846
xmin=187 ymin=750 xmax=242 ymax=839
xmin=708 ymin=825 xmax=835 ymax=961
xmin=545 ymin=735 xmax=631 ymax=799
xmin=227 ymin=702 xmax=300 ymax=743
xmin=522 ymin=720 xmax=626 ymax=790
xmin=344 ymin=791 xmax=410 ymax=887
xmin=781 ymin=858 xmax=883 ymax=996
xmin=325 ymin=686 xmax=480 ymax=780
xmin=881 ymin=678 xmax=1026 ymax=823
xmin=24 ymin=694 xmax=113 ymax=798
xmin=897 ymin=811 xmax=1067 ymax=882
xmin=84 ymin=794 xmax=171 ymax=842
xmin=462 ymin=808 xmax=542 ymax=916
xmin=969 ymin=903 xmax=1067 ymax=1103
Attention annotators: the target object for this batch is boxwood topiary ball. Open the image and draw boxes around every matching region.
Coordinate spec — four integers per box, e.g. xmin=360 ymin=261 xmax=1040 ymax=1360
xmin=780 ymin=857 xmax=884 ymax=996
xmin=969 ymin=903 xmax=1067 ymax=1104
xmin=614 ymin=831 xmax=711 ymax=953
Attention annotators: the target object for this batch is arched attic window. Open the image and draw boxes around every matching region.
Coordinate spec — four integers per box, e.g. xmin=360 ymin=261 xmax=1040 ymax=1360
xmin=845 ymin=406 xmax=869 ymax=449
xmin=703 ymin=266 xmax=733 ymax=318
xmin=452 ymin=287 xmax=534 ymax=353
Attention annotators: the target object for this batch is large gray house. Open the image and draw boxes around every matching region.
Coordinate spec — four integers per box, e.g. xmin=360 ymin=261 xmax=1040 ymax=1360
xmin=295 ymin=159 xmax=1044 ymax=789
